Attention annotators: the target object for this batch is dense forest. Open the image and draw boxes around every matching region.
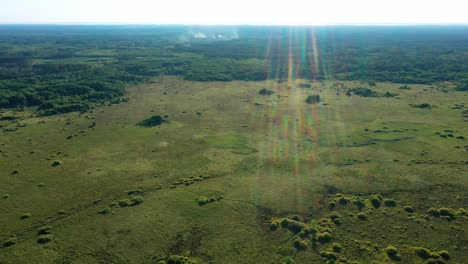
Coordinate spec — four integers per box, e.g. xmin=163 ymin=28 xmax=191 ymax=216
xmin=0 ymin=25 xmax=467 ymax=115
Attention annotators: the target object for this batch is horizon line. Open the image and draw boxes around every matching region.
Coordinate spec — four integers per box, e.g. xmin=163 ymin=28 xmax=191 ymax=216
xmin=1 ymin=22 xmax=468 ymax=27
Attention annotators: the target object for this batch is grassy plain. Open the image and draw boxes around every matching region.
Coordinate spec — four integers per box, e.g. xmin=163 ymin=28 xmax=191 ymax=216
xmin=0 ymin=77 xmax=467 ymax=263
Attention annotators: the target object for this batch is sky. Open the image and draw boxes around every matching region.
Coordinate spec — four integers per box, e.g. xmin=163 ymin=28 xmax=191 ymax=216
xmin=1 ymin=0 xmax=467 ymax=25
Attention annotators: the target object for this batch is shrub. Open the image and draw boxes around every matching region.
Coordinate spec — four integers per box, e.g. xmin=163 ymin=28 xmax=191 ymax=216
xmin=2 ymin=237 xmax=17 ymax=247
xmin=350 ymin=87 xmax=378 ymax=97
xmin=197 ymin=197 xmax=210 ymax=206
xmin=37 ymin=226 xmax=52 ymax=235
xmin=3 ymin=194 xmax=10 ymax=199
xmin=20 ymin=213 xmax=31 ymax=219
xmin=353 ymin=198 xmax=366 ymax=210
xmin=288 ymin=220 xmax=305 ymax=233
xmin=259 ymin=89 xmax=274 ymax=95
xmin=317 ymin=232 xmax=332 ymax=243
xmin=357 ymin=212 xmax=368 ymax=220
xmin=320 ymin=251 xmax=337 ymax=260
xmin=37 ymin=235 xmax=54 ymax=244
xmin=338 ymin=196 xmax=349 ymax=205
xmin=404 ymin=206 xmax=415 ymax=213
xmin=130 ymin=195 xmax=144 ymax=206
xmin=438 ymin=251 xmax=450 ymax=260
xmin=51 ymin=160 xmax=61 ymax=167
xmin=98 ymin=207 xmax=111 ymax=215
xmin=438 ymin=208 xmax=456 ymax=219
xmin=118 ymin=199 xmax=131 ymax=207
xmin=386 ymin=245 xmax=401 ymax=261
xmin=427 ymin=207 xmax=439 ymax=217
xmin=293 ymin=238 xmax=307 ymax=250
xmin=291 ymin=215 xmax=300 ymax=221
xmin=332 ymin=218 xmax=342 ymax=225
xmin=137 ymin=115 xmax=166 ymax=127
xmin=414 ymin=247 xmax=431 ymax=259
xmin=127 ymin=189 xmax=142 ymax=195
xmin=370 ymin=195 xmax=382 ymax=208
xmin=305 ymin=95 xmax=320 ymax=104
xmin=328 ymin=201 xmax=336 ymax=210
xmin=58 ymin=210 xmax=66 ymax=215
xmin=329 ymin=212 xmax=341 ymax=220
xmin=269 ymin=220 xmax=279 ymax=230
xmin=280 ymin=218 xmax=290 ymax=229
xmin=383 ymin=199 xmax=397 ymax=207
xmin=332 ymin=243 xmax=342 ymax=253
xmin=299 ymin=83 xmax=312 ymax=88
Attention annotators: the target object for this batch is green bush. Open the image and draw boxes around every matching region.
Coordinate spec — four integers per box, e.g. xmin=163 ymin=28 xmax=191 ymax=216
xmin=259 ymin=89 xmax=274 ymax=95
xmin=386 ymin=245 xmax=401 ymax=261
xmin=317 ymin=232 xmax=332 ymax=243
xmin=137 ymin=115 xmax=167 ymax=127
xmin=131 ymin=195 xmax=144 ymax=206
xmin=413 ymin=247 xmax=431 ymax=259
xmin=331 ymin=243 xmax=342 ymax=253
xmin=118 ymin=199 xmax=131 ymax=207
xmin=2 ymin=237 xmax=17 ymax=247
xmin=320 ymin=251 xmax=337 ymax=260
xmin=370 ymin=195 xmax=382 ymax=208
xmin=383 ymin=199 xmax=397 ymax=207
xmin=438 ymin=251 xmax=450 ymax=260
xmin=357 ymin=212 xmax=368 ymax=220
xmin=37 ymin=226 xmax=52 ymax=235
xmin=404 ymin=206 xmax=415 ymax=213
xmin=37 ymin=235 xmax=54 ymax=244
xmin=20 ymin=213 xmax=31 ymax=219
xmin=305 ymin=95 xmax=320 ymax=104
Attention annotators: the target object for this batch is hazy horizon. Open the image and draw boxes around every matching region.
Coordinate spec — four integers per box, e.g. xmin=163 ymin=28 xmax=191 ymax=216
xmin=2 ymin=0 xmax=467 ymax=25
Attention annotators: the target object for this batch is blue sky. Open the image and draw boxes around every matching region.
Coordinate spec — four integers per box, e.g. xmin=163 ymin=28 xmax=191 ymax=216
xmin=1 ymin=0 xmax=467 ymax=25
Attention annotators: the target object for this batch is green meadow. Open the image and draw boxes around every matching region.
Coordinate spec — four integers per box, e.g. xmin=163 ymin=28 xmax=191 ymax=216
xmin=1 ymin=76 xmax=466 ymax=263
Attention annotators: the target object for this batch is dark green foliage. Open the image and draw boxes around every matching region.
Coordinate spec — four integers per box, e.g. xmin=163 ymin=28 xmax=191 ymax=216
xmin=350 ymin=87 xmax=379 ymax=97
xmin=130 ymin=195 xmax=144 ymax=206
xmin=293 ymin=238 xmax=308 ymax=251
xmin=383 ymin=199 xmax=397 ymax=207
xmin=166 ymin=255 xmax=194 ymax=264
xmin=37 ymin=226 xmax=52 ymax=235
xmin=137 ymin=115 xmax=166 ymax=127
xmin=118 ymin=199 xmax=131 ymax=207
xmin=438 ymin=251 xmax=450 ymax=260
xmin=269 ymin=220 xmax=279 ymax=230
xmin=399 ymin=85 xmax=411 ymax=90
xmin=411 ymin=103 xmax=432 ymax=109
xmin=404 ymin=206 xmax=415 ymax=213
xmin=386 ymin=245 xmax=401 ymax=261
xmin=427 ymin=207 xmax=440 ymax=216
xmin=259 ymin=89 xmax=274 ymax=95
xmin=298 ymin=83 xmax=312 ymax=88
xmin=320 ymin=251 xmax=338 ymax=260
xmin=384 ymin=91 xmax=398 ymax=98
xmin=1 ymin=26 xmax=467 ymax=117
xmin=414 ymin=247 xmax=431 ymax=259
xmin=98 ymin=207 xmax=111 ymax=215
xmin=2 ymin=237 xmax=17 ymax=247
xmin=331 ymin=243 xmax=342 ymax=253
xmin=305 ymin=95 xmax=320 ymax=104
xmin=20 ymin=213 xmax=31 ymax=219
xmin=317 ymin=232 xmax=332 ymax=243
xmin=438 ymin=208 xmax=456 ymax=219
xmin=370 ymin=195 xmax=382 ymax=208
xmin=353 ymin=198 xmax=366 ymax=210
xmin=37 ymin=235 xmax=54 ymax=244
xmin=51 ymin=160 xmax=61 ymax=167
xmin=357 ymin=212 xmax=368 ymax=220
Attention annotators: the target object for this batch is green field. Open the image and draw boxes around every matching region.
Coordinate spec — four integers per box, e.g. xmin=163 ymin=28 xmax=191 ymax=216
xmin=1 ymin=76 xmax=466 ymax=263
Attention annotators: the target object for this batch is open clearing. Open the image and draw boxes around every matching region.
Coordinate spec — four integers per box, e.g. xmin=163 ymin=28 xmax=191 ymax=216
xmin=0 ymin=77 xmax=467 ymax=263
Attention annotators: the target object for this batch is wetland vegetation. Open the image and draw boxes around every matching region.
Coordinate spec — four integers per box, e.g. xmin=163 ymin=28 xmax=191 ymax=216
xmin=0 ymin=25 xmax=467 ymax=263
